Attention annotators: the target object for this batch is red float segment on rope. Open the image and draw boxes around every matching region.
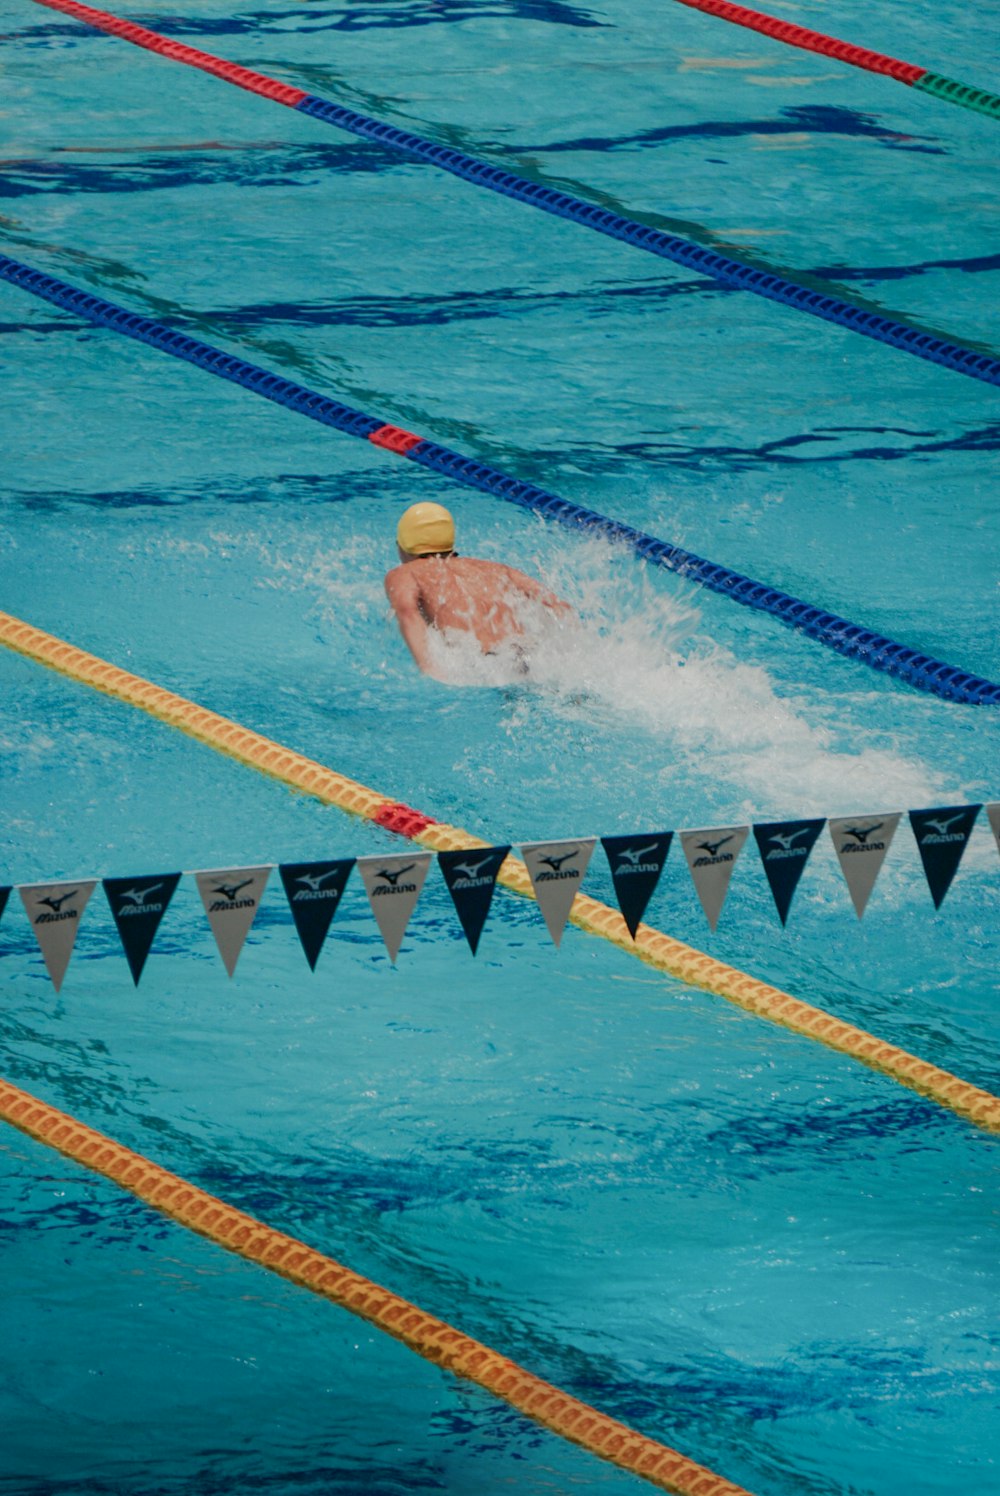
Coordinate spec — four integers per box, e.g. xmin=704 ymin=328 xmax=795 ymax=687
xmin=369 ymin=424 xmax=425 ymax=456
xmin=35 ymin=0 xmax=310 ymax=107
xmin=670 ymin=0 xmax=926 ymax=85
xmin=373 ymin=802 xmax=439 ymax=837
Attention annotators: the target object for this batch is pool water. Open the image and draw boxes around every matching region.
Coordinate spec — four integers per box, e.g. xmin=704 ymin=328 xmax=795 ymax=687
xmin=1 ymin=2 xmax=998 ymax=1493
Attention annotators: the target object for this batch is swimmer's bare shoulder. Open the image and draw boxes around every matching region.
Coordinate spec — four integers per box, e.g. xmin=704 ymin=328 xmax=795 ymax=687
xmin=458 ymin=556 xmax=571 ymax=614
xmin=384 ymin=559 xmax=423 ymax=619
xmin=384 ymin=561 xmax=438 ymax=675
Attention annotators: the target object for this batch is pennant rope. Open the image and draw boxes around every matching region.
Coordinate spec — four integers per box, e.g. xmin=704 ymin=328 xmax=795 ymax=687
xmin=1 ymin=258 xmax=997 ymax=707
xmin=2 ymin=608 xmax=998 ymax=1134
xmin=4 ymin=802 xmax=992 ymax=987
xmin=667 ymin=0 xmax=1000 ymax=121
xmin=0 ymin=1074 xmax=754 ymax=1496
xmin=26 ymin=0 xmax=1000 ymax=384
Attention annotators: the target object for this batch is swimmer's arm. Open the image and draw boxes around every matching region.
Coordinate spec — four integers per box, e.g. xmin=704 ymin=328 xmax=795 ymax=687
xmin=385 ymin=567 xmax=439 ymax=676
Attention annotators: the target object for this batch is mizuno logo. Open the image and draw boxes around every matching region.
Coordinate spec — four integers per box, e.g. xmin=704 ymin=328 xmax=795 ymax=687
xmin=614 ymin=843 xmax=660 ymax=873
xmin=535 ymin=848 xmax=582 ymax=883
xmin=695 ymin=836 xmax=734 ymax=858
xmin=450 ymin=855 xmax=498 ymax=891
xmin=376 ymin=864 xmax=415 ymax=887
xmin=295 ymin=869 xmax=341 ymax=893
xmin=37 ymin=890 xmax=78 ymax=914
xmin=768 ymin=829 xmax=810 ymax=852
xmin=843 ymin=823 xmax=883 ymax=844
xmin=923 ymin=814 xmax=965 ymax=837
xmin=116 ymin=883 xmax=165 ymax=915
xmin=452 ymin=856 xmax=494 ymax=880
xmin=119 ymin=882 xmax=162 ymax=902
xmin=213 ymin=879 xmax=254 ymax=903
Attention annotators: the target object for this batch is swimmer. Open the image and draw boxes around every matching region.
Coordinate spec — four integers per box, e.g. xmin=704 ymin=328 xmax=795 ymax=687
xmin=385 ymin=502 xmax=573 ymax=678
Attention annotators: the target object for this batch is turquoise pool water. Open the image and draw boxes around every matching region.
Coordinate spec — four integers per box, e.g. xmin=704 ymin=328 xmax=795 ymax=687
xmin=1 ymin=2 xmax=998 ymax=1493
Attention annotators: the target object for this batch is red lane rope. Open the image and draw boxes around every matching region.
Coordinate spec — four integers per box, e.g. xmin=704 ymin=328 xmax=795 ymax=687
xmin=668 ymin=0 xmax=925 ymax=84
xmin=33 ymin=0 xmax=309 ymax=106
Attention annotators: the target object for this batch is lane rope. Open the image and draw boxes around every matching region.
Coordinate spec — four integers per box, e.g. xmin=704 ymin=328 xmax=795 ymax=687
xmin=2 ymin=253 xmax=997 ymax=708
xmin=28 ymin=0 xmax=1000 ymax=387
xmin=0 ymin=1074 xmax=755 ymax=1496
xmin=668 ymin=0 xmax=1000 ymax=121
xmin=2 ymin=606 xmax=998 ymax=1135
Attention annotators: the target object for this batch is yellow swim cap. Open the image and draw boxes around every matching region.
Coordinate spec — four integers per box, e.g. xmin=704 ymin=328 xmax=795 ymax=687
xmin=396 ymin=502 xmax=455 ymax=556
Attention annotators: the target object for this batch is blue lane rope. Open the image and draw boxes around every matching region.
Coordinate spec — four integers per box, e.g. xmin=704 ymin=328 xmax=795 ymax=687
xmin=294 ymin=95 xmax=1000 ymax=390
xmin=20 ymin=0 xmax=1000 ymax=389
xmin=2 ymin=252 xmax=997 ymax=706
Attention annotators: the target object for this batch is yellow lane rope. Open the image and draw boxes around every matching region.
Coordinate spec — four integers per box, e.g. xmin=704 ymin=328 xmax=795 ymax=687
xmin=0 ymin=1074 xmax=753 ymax=1496
xmin=2 ymin=607 xmax=998 ymax=1135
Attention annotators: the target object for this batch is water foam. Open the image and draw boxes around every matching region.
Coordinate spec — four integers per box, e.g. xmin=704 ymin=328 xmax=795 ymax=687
xmin=506 ymin=535 xmax=942 ymax=815
xmin=239 ymin=524 xmax=944 ymax=816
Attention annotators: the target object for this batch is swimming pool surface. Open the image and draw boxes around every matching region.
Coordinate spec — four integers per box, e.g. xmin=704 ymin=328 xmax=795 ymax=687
xmin=1 ymin=2 xmax=998 ymax=1493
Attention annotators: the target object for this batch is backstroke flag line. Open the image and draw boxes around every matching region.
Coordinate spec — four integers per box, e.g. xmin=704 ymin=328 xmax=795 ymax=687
xmin=356 ymin=852 xmax=432 ymax=962
xmin=678 ymin=825 xmax=749 ymax=931
xmin=908 ymin=805 xmax=981 ymax=908
xmin=601 ymin=833 xmax=673 ymax=938
xmin=279 ymin=859 xmax=355 ymax=970
xmin=194 ymin=866 xmax=272 ymax=977
xmin=521 ymin=839 xmax=596 ymax=947
xmin=827 ymin=813 xmax=900 ymax=918
xmin=437 ymin=846 xmax=510 ymax=955
xmin=103 ymin=872 xmax=182 ymax=985
xmin=4 ymin=802 xmax=997 ymax=988
xmin=18 ymin=879 xmax=97 ymax=993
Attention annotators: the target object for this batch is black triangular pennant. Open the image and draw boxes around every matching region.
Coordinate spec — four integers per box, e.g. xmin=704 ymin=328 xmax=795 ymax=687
xmin=278 ymin=859 xmax=355 ymax=970
xmin=438 ymin=846 xmax=510 ymax=955
xmin=752 ymin=819 xmax=825 ymax=926
xmin=103 ymin=873 xmax=181 ymax=986
xmin=600 ymin=833 xmax=672 ymax=939
xmin=0 ymin=886 xmax=9 ymax=927
xmin=908 ymin=804 xmax=981 ymax=909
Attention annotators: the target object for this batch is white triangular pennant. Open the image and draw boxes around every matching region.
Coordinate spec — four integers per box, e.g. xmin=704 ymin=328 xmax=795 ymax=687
xmin=356 ymin=852 xmax=431 ymax=962
xmin=19 ymin=879 xmax=97 ymax=992
xmin=194 ymin=866 xmax=271 ymax=977
xmin=678 ymin=825 xmax=748 ymax=931
xmin=828 ymin=812 xmax=900 ymax=918
xmin=986 ymin=803 xmax=1000 ymax=860
xmin=520 ymin=839 xmax=595 ymax=947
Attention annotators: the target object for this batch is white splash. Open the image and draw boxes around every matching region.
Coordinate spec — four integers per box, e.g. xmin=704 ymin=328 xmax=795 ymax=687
xmin=239 ymin=523 xmax=945 ymax=816
xmin=504 ymin=534 xmax=941 ymax=815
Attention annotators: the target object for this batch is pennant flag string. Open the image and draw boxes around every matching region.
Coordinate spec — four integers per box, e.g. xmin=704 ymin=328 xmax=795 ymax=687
xmin=1 ymin=804 xmax=995 ymax=989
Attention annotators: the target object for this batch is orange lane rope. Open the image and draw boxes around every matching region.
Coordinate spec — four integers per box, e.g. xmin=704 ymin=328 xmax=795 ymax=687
xmin=2 ymin=607 xmax=998 ymax=1135
xmin=0 ymin=1074 xmax=754 ymax=1496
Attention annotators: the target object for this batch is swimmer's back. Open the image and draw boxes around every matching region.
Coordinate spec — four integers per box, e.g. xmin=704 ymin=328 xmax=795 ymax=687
xmin=388 ymin=554 xmax=568 ymax=655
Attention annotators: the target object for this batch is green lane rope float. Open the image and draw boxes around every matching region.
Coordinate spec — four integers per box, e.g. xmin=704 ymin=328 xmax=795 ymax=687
xmin=668 ymin=0 xmax=1000 ymax=121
